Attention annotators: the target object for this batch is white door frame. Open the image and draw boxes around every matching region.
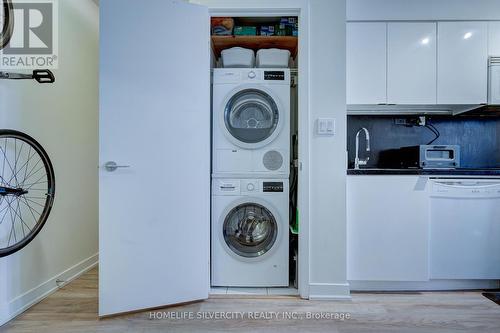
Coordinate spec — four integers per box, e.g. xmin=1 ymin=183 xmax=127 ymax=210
xmin=207 ymin=0 xmax=311 ymax=299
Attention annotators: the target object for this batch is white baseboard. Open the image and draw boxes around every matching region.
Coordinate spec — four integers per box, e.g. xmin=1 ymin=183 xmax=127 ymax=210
xmin=0 ymin=302 xmax=7 ymax=326
xmin=349 ymin=279 xmax=500 ymax=291
xmin=308 ymin=282 xmax=352 ymax=300
xmin=0 ymin=253 xmax=99 ymax=327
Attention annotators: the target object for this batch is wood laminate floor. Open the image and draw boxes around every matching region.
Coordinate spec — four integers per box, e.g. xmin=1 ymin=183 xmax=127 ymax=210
xmin=2 ymin=267 xmax=500 ymax=333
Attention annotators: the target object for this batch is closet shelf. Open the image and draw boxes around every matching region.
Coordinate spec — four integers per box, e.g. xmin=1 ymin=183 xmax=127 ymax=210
xmin=211 ymin=35 xmax=298 ymax=58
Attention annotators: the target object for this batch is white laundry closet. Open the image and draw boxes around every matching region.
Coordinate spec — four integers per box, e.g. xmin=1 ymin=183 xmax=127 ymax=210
xmin=209 ymin=16 xmax=300 ymax=293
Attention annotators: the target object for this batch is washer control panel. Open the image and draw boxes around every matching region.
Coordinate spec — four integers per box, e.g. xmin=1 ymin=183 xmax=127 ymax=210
xmin=213 ymin=69 xmax=290 ymax=85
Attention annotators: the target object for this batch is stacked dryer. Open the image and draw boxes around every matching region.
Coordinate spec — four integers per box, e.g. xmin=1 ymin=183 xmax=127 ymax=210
xmin=211 ymin=68 xmax=291 ymax=287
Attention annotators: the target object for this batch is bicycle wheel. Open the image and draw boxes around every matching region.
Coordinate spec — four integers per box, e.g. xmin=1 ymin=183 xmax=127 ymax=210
xmin=0 ymin=130 xmax=55 ymax=257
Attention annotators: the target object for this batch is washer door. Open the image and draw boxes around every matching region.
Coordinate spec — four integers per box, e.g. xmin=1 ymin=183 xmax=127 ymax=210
xmin=223 ymin=202 xmax=278 ymax=258
xmin=224 ymin=89 xmax=280 ymax=148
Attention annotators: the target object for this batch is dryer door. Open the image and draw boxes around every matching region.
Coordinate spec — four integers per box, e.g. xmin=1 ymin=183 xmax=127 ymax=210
xmin=224 ymin=89 xmax=280 ymax=149
xmin=223 ymin=203 xmax=278 ymax=258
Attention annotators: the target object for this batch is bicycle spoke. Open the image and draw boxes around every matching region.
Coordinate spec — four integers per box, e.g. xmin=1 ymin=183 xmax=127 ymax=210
xmin=24 ymin=188 xmax=48 ymax=192
xmin=7 ymin=218 xmax=14 ymax=247
xmin=12 ymin=139 xmax=24 ymax=187
xmin=0 ymin=200 xmax=10 ymax=226
xmin=12 ymin=197 xmax=31 ymax=236
xmin=20 ymin=196 xmax=42 ymax=217
xmin=8 ymin=146 xmax=36 ymax=187
xmin=1 ymin=139 xmax=6 ymax=187
xmin=22 ymin=146 xmax=32 ymax=186
xmin=20 ymin=157 xmax=42 ymax=187
xmin=10 ymin=197 xmax=25 ymax=239
xmin=24 ymin=182 xmax=48 ymax=192
xmin=0 ymin=142 xmax=15 ymax=188
xmin=23 ymin=164 xmax=44 ymax=181
xmin=0 ymin=203 xmax=10 ymax=218
xmin=8 ymin=139 xmax=19 ymax=187
xmin=0 ymin=176 xmax=11 ymax=187
xmin=20 ymin=197 xmax=40 ymax=224
xmin=13 ymin=140 xmax=17 ymax=186
xmin=23 ymin=197 xmax=46 ymax=209
xmin=8 ymin=198 xmax=17 ymax=246
xmin=24 ymin=175 xmax=47 ymax=190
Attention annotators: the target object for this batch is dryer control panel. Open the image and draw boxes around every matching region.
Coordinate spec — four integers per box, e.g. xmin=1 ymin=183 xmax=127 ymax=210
xmin=213 ymin=69 xmax=290 ymax=85
xmin=264 ymin=71 xmax=286 ymax=81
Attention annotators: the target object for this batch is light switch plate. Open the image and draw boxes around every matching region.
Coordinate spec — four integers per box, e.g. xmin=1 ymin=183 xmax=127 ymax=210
xmin=317 ymin=118 xmax=335 ymax=136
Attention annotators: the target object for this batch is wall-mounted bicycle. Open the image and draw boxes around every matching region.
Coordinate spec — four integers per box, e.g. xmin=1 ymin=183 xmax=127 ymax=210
xmin=0 ymin=0 xmax=56 ymax=258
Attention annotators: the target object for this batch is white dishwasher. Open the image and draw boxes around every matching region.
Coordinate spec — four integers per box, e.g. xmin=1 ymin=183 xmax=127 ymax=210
xmin=430 ymin=178 xmax=500 ymax=279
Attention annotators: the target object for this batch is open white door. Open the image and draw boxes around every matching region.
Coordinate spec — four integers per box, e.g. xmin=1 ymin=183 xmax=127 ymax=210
xmin=99 ymin=0 xmax=210 ymax=317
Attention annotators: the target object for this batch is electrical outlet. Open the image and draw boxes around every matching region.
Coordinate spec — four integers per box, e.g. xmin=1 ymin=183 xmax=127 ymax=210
xmin=394 ymin=117 xmax=426 ymax=127
xmin=418 ymin=116 xmax=426 ymax=126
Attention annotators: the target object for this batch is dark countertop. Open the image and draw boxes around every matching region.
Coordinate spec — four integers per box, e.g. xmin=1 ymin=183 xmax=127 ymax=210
xmin=347 ymin=168 xmax=500 ymax=176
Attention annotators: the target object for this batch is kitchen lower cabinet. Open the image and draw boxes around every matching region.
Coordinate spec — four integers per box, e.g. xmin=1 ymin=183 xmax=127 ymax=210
xmin=347 ymin=176 xmax=430 ymax=281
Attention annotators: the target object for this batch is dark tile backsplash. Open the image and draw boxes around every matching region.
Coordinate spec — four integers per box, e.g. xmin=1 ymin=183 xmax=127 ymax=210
xmin=347 ymin=115 xmax=500 ymax=169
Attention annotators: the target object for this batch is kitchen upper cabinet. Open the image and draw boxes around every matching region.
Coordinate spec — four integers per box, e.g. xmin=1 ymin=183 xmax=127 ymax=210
xmin=437 ymin=22 xmax=488 ymax=104
xmin=347 ymin=22 xmax=387 ymax=104
xmin=387 ymin=23 xmax=437 ymax=104
xmin=347 ymin=176 xmax=430 ymax=281
xmin=489 ymin=22 xmax=500 ymax=56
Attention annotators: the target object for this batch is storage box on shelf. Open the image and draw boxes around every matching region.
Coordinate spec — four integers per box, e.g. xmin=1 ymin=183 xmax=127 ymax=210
xmin=211 ymin=35 xmax=298 ymax=60
xmin=256 ymin=48 xmax=291 ymax=68
xmin=221 ymin=47 xmax=255 ymax=68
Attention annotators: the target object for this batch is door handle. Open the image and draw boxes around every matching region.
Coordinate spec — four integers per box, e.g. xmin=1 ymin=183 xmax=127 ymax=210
xmin=104 ymin=161 xmax=131 ymax=172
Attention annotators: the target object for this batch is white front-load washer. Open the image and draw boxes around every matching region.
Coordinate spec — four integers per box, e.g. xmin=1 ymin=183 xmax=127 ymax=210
xmin=212 ymin=68 xmax=290 ymax=179
xmin=211 ymin=178 xmax=289 ymax=287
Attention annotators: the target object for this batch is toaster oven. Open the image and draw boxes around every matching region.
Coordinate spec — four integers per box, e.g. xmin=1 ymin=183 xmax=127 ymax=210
xmin=379 ymin=145 xmax=461 ymax=169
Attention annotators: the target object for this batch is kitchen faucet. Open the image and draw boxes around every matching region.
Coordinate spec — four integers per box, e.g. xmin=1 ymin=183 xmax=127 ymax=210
xmin=355 ymin=127 xmax=371 ymax=170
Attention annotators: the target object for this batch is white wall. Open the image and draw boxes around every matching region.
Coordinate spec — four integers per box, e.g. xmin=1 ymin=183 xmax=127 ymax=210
xmin=0 ymin=0 xmax=99 ymax=325
xmin=307 ymin=0 xmax=348 ymax=299
xmin=192 ymin=0 xmax=349 ymax=299
xmin=348 ymin=0 xmax=500 ymax=21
